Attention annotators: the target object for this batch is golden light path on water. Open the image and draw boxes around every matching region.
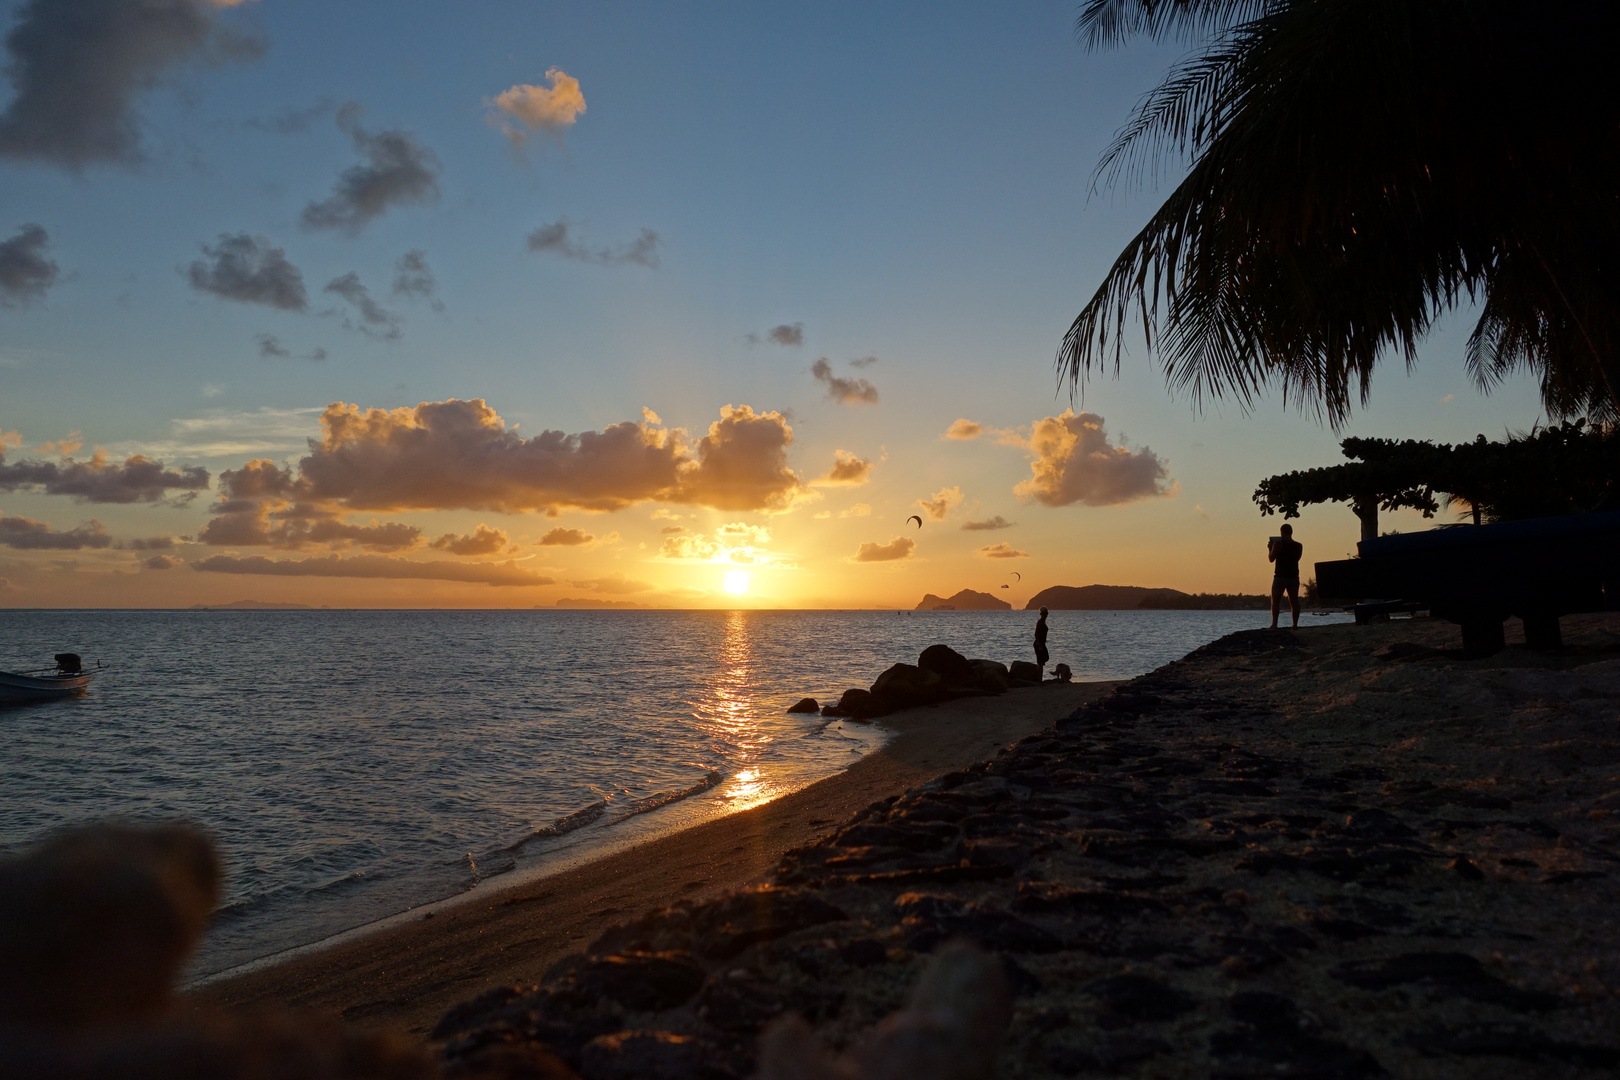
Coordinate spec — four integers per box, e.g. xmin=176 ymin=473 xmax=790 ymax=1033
xmin=693 ymin=609 xmax=776 ymax=812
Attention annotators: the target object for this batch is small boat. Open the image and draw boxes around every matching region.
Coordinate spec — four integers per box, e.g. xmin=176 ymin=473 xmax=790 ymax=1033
xmin=0 ymin=653 xmax=96 ymax=704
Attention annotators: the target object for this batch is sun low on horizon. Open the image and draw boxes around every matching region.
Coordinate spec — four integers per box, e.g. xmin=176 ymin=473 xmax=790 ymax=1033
xmin=0 ymin=1 xmax=1550 ymax=611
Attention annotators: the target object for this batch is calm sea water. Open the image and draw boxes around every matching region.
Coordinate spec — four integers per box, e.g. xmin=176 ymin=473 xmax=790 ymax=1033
xmin=0 ymin=607 xmax=1348 ymax=976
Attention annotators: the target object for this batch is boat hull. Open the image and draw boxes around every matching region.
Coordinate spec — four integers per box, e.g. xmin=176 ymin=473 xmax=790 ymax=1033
xmin=0 ymin=670 xmax=93 ymax=703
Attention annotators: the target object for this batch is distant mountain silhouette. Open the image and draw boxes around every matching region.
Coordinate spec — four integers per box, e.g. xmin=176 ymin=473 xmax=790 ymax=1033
xmin=553 ymin=598 xmax=643 ymax=609
xmin=1025 ymin=584 xmax=1267 ymax=610
xmin=190 ymin=600 xmax=315 ymax=610
xmin=915 ymin=589 xmax=1011 ymax=611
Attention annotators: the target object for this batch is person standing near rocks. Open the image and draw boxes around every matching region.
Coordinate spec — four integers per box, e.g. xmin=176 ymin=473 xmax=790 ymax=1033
xmin=1269 ymin=523 xmax=1303 ymax=629
xmin=1033 ymin=607 xmax=1050 ymax=676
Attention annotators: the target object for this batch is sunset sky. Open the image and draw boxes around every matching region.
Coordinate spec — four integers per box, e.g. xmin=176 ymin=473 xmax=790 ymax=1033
xmin=0 ymin=0 xmax=1546 ymax=609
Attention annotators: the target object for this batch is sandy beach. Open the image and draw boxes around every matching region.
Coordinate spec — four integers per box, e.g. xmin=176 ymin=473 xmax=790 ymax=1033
xmin=189 ymin=679 xmax=1120 ymax=1037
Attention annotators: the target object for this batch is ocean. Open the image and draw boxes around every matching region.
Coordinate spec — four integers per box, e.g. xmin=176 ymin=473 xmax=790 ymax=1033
xmin=0 ymin=607 xmax=1349 ymax=978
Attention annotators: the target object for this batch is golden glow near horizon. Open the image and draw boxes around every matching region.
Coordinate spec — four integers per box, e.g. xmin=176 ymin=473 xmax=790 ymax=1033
xmin=722 ymin=570 xmax=750 ymax=595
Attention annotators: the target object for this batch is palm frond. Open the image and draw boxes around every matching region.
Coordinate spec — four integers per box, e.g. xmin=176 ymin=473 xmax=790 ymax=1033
xmin=1076 ymin=0 xmax=1277 ymax=49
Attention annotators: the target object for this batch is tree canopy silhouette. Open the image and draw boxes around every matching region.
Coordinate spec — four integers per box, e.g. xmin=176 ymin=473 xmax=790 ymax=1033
xmin=1255 ymin=422 xmax=1620 ymax=538
xmin=1060 ymin=0 xmax=1619 ymax=426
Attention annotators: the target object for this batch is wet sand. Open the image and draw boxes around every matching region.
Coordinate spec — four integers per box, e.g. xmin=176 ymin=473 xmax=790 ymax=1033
xmin=189 ymin=680 xmax=1119 ymax=1037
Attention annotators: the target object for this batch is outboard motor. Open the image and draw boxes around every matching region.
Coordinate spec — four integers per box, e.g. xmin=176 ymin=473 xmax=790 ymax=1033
xmin=54 ymin=653 xmax=82 ymax=674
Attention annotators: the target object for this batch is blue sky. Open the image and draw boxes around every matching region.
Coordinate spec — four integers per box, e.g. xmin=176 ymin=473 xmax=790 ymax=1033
xmin=0 ymin=1 xmax=1547 ymax=607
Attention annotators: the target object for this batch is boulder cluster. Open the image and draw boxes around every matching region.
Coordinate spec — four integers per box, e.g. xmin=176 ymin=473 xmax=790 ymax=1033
xmin=815 ymin=644 xmax=1048 ymax=721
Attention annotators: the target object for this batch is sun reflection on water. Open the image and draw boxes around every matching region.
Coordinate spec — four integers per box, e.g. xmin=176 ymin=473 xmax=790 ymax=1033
xmin=692 ymin=610 xmax=781 ymax=812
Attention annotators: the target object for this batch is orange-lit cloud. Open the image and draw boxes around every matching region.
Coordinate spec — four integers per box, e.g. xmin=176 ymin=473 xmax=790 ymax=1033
xmin=568 ymin=572 xmax=653 ymax=594
xmin=430 ymin=524 xmax=508 ymax=555
xmin=32 ymin=432 xmax=83 ymax=456
xmin=538 ymin=527 xmax=593 ymax=547
xmin=144 ymin=555 xmax=179 ymax=570
xmin=193 ymin=554 xmax=551 ymax=586
xmin=660 ymin=521 xmax=786 ymax=567
xmin=487 ymin=68 xmax=586 ymax=145
xmin=917 ymin=485 xmax=963 ymax=521
xmin=670 ymin=405 xmax=802 ymax=511
xmin=818 ymin=449 xmax=872 ymax=486
xmin=944 ymin=418 xmax=982 ymax=440
xmin=961 ymin=515 xmax=1014 ymax=531
xmin=1014 ymin=410 xmax=1172 ymax=508
xmin=852 ymin=536 xmax=915 ymax=562
xmin=0 ymin=449 xmax=209 ymax=503
xmin=289 ymin=399 xmax=802 ymax=515
xmin=0 ymin=513 xmax=112 ymax=550
xmin=0 ymin=430 xmax=21 ymax=449
xmin=975 ymin=542 xmax=1028 ymax=559
xmin=841 ymin=503 xmax=872 ymax=518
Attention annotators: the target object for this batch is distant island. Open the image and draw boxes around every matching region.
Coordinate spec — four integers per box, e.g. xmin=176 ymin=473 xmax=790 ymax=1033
xmin=190 ymin=600 xmax=316 ymax=611
xmin=914 ymin=589 xmax=1012 ymax=611
xmin=1024 ymin=584 xmax=1268 ymax=611
xmin=553 ymin=598 xmax=643 ymax=609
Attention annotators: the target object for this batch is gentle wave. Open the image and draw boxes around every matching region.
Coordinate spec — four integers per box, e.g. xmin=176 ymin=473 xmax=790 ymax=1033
xmin=607 ymin=771 xmax=723 ymax=826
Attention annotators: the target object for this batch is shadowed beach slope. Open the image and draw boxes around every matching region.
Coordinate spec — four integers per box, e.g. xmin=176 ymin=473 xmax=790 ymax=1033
xmin=427 ymin=614 xmax=1620 ymax=1078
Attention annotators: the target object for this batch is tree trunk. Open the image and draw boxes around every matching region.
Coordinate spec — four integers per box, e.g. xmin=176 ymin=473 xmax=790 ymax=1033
xmin=1352 ymin=499 xmax=1378 ymax=544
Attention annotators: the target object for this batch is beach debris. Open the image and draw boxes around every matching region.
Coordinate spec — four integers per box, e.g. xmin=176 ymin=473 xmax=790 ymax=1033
xmin=0 ymin=821 xmax=220 ymax=1026
xmin=787 ymin=697 xmax=820 ymax=714
xmin=757 ymin=942 xmax=1011 ymax=1080
xmin=0 ymin=821 xmax=431 ymax=1079
xmin=905 ymin=514 xmax=923 ymax=529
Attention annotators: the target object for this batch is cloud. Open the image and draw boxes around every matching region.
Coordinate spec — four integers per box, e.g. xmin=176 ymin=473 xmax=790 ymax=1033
xmin=659 ymin=525 xmax=684 ymax=534
xmin=0 ymin=0 xmax=263 ymax=169
xmin=245 ymin=98 xmax=333 ymax=135
xmin=672 ymin=404 xmax=802 ymax=512
xmin=195 ymin=401 xmax=805 ymax=543
xmin=193 ymin=553 xmax=552 ymax=587
xmin=852 ymin=536 xmax=915 ymax=563
xmin=0 ymin=448 xmax=210 ymax=503
xmin=1439 ymin=393 xmax=1456 ymax=404
xmin=658 ymin=522 xmax=786 ymax=568
xmin=944 ymin=418 xmax=982 ymax=440
xmin=961 ymin=515 xmax=1015 ymax=531
xmin=1 ymin=431 xmax=20 ymax=449
xmin=144 ymin=554 xmax=179 ymax=570
xmin=486 ymin=67 xmax=586 ymax=146
xmin=568 ymin=572 xmax=652 ymax=595
xmin=849 ymin=355 xmax=879 ymax=368
xmin=324 ymin=272 xmax=401 ymax=341
xmin=0 ymin=224 xmax=58 ymax=305
xmin=526 ymin=220 xmax=661 ymax=269
xmin=392 ymin=249 xmax=440 ymax=307
xmin=840 ymin=503 xmax=871 ymax=518
xmin=429 ymin=524 xmax=508 ymax=556
xmin=975 ymin=542 xmax=1028 ymax=559
xmin=747 ymin=323 xmax=803 ymax=347
xmin=538 ymin=526 xmax=593 ymax=547
xmin=125 ymin=535 xmax=175 ymax=550
xmin=917 ymin=485 xmax=963 ymax=521
xmin=811 ymin=358 xmax=878 ymax=405
xmin=1014 ymin=410 xmax=1173 ymax=507
xmin=301 ymin=107 xmax=441 ymax=234
xmin=816 ymin=449 xmax=872 ymax=487
xmin=0 ymin=513 xmax=112 ymax=549
xmin=186 ymin=233 xmax=307 ymax=311
xmin=255 ymin=333 xmax=289 ymax=359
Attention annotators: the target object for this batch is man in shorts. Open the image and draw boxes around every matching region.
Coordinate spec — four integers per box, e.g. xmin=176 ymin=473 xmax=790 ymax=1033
xmin=1033 ymin=606 xmax=1050 ymax=675
xmin=1269 ymin=523 xmax=1303 ymax=629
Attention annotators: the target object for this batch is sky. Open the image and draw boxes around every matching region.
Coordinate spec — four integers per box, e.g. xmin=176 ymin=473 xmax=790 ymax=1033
xmin=0 ymin=0 xmax=1549 ymax=610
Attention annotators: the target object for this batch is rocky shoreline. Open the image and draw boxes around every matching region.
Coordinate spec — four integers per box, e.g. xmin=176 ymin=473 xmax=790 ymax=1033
xmin=435 ymin=616 xmax=1620 ymax=1079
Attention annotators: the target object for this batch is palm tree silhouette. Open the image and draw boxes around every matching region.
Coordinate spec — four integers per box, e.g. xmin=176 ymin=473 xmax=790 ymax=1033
xmin=1059 ymin=0 xmax=1618 ymax=426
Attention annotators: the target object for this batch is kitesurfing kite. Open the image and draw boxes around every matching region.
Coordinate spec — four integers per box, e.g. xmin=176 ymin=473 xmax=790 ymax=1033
xmin=1010 ymin=571 xmax=1022 ymax=581
xmin=906 ymin=515 xmax=923 ymax=529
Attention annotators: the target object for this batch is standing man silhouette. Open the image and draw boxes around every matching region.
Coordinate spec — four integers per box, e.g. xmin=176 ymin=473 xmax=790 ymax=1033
xmin=1269 ymin=523 xmax=1303 ymax=629
xmin=1033 ymin=606 xmax=1050 ymax=676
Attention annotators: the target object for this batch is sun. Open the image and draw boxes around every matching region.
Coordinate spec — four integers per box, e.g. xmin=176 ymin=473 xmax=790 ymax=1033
xmin=723 ymin=570 xmax=750 ymax=595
